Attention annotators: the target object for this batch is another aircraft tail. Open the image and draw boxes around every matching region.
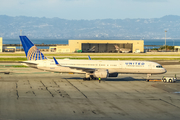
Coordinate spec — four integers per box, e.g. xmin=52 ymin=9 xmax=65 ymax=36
xmin=19 ymin=36 xmax=47 ymax=61
xmin=88 ymin=55 xmax=91 ymax=60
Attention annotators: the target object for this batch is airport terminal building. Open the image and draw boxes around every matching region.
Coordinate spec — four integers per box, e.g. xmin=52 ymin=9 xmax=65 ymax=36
xmin=0 ymin=37 xmax=144 ymax=53
xmin=50 ymin=40 xmax=144 ymax=53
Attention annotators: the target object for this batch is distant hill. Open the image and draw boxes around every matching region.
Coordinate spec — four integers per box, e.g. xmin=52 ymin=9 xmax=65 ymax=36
xmin=0 ymin=15 xmax=180 ymax=39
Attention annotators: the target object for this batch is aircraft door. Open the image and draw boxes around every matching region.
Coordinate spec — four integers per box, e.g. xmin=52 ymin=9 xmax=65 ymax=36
xmin=121 ymin=63 xmax=126 ymax=69
xmin=148 ymin=64 xmax=152 ymax=69
xmin=119 ymin=63 xmax=122 ymax=68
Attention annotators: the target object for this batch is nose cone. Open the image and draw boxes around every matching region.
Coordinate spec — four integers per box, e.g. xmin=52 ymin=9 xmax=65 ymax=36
xmin=163 ymin=68 xmax=167 ymax=73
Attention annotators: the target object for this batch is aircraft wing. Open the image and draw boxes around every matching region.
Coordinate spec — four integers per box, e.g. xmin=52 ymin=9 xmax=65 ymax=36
xmin=63 ymin=66 xmax=95 ymax=73
xmin=53 ymin=57 xmax=96 ymax=73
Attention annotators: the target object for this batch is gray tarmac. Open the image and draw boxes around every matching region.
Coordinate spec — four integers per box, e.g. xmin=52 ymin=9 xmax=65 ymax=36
xmin=0 ymin=63 xmax=180 ymax=120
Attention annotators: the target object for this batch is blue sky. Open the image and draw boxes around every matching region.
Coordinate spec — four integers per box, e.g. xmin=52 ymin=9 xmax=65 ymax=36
xmin=0 ymin=0 xmax=179 ymax=20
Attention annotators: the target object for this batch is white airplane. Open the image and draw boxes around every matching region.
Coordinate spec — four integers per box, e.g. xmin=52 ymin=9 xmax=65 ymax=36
xmin=20 ymin=36 xmax=167 ymax=80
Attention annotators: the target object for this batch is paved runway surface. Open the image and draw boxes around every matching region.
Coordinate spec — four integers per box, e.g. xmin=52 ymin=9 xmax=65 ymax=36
xmin=0 ymin=63 xmax=180 ymax=120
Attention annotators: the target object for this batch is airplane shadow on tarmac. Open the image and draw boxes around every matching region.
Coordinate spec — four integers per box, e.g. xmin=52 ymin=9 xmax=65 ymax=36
xmin=65 ymin=77 xmax=146 ymax=82
xmin=106 ymin=77 xmax=145 ymax=81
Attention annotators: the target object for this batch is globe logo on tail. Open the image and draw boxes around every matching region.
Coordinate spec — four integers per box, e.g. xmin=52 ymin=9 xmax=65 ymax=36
xmin=27 ymin=46 xmax=47 ymax=60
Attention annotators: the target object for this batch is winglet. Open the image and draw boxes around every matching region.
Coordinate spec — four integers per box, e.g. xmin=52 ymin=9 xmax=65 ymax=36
xmin=88 ymin=55 xmax=91 ymax=60
xmin=53 ymin=57 xmax=59 ymax=65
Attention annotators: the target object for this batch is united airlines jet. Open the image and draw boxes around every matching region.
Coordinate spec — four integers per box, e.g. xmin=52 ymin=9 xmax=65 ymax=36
xmin=19 ymin=36 xmax=166 ymax=80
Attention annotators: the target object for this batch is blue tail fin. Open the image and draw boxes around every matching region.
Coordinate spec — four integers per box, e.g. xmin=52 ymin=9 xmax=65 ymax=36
xmin=88 ymin=55 xmax=91 ymax=60
xmin=19 ymin=36 xmax=47 ymax=61
xmin=53 ymin=57 xmax=59 ymax=65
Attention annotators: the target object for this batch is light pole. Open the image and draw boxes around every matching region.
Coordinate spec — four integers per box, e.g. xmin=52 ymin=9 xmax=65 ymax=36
xmin=165 ymin=30 xmax=167 ymax=51
xmin=171 ymin=39 xmax=174 ymax=52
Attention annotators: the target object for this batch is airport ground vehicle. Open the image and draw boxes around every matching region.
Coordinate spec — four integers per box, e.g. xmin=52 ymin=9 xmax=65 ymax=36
xmin=162 ymin=77 xmax=177 ymax=83
xmin=146 ymin=76 xmax=177 ymax=83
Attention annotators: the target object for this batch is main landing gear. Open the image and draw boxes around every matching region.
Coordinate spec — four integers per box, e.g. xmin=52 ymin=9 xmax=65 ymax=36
xmin=83 ymin=73 xmax=97 ymax=81
xmin=83 ymin=75 xmax=97 ymax=81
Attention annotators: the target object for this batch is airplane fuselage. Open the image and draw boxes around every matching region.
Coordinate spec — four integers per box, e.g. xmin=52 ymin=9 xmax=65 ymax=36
xmin=26 ymin=59 xmax=166 ymax=75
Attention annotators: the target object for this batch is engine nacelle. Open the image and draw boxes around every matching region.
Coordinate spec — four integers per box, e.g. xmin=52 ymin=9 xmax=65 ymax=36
xmin=108 ymin=72 xmax=118 ymax=77
xmin=93 ymin=69 xmax=108 ymax=78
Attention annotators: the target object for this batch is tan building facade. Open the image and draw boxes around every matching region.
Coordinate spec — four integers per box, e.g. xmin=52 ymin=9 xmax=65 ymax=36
xmin=55 ymin=40 xmax=144 ymax=53
xmin=0 ymin=37 xmax=2 ymax=52
xmin=174 ymin=46 xmax=180 ymax=52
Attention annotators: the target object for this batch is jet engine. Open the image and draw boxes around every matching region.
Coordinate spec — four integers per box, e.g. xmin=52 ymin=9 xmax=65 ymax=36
xmin=93 ymin=69 xmax=109 ymax=78
xmin=108 ymin=72 xmax=118 ymax=77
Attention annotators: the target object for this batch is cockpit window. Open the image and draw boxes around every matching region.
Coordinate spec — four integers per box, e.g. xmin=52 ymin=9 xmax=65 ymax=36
xmin=156 ymin=66 xmax=163 ymax=68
